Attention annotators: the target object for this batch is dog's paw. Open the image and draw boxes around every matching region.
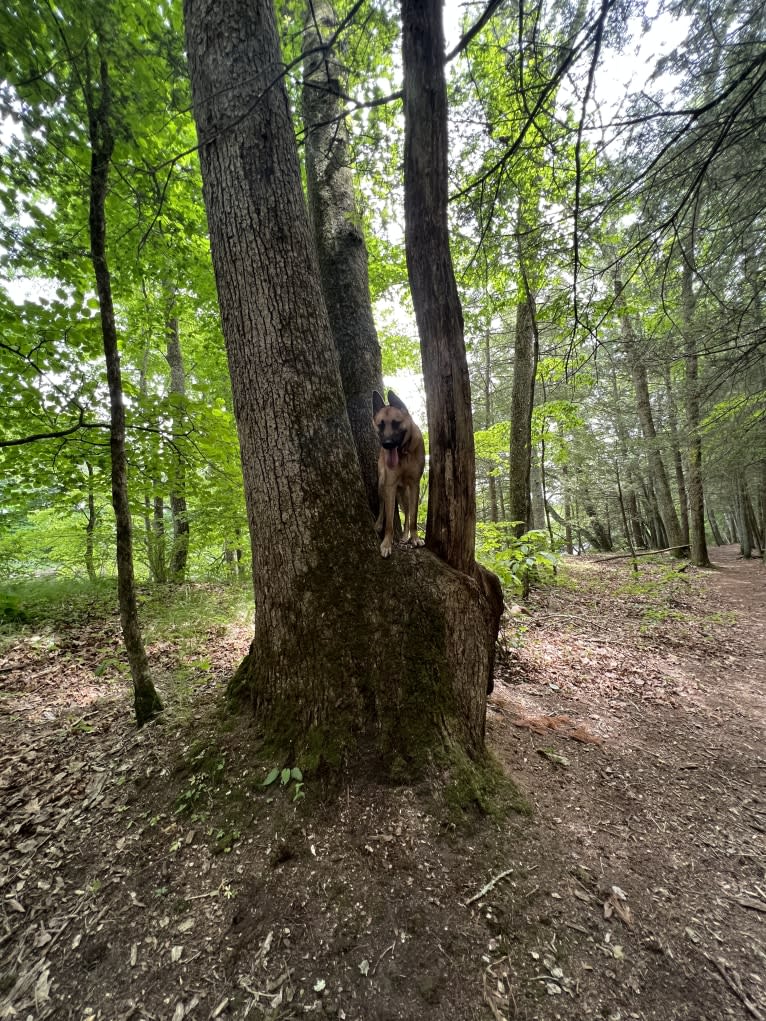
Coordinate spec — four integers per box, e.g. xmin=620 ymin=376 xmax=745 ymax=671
xmin=410 ymin=537 xmax=425 ymax=548
xmin=380 ymin=538 xmax=393 ymax=558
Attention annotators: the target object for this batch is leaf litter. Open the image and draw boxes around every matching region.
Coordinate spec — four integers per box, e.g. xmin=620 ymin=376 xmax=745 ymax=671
xmin=1 ymin=548 xmax=764 ymax=1020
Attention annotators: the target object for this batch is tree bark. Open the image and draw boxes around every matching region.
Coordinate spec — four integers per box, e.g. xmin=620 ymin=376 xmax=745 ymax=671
xmin=401 ymin=0 xmax=476 ymax=575
xmin=165 ymin=294 xmax=190 ymax=581
xmin=184 ymin=0 xmax=499 ymax=768
xmin=85 ymin=52 xmax=162 ymax=724
xmin=302 ymin=0 xmax=383 ymax=516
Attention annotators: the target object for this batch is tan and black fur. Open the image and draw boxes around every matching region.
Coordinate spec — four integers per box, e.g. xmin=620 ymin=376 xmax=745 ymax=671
xmin=373 ymin=390 xmax=426 ymax=558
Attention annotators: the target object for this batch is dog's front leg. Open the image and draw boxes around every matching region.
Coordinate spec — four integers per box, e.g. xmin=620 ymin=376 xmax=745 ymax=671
xmin=380 ymin=481 xmax=397 ymax=557
xmin=407 ymin=480 xmax=424 ymax=547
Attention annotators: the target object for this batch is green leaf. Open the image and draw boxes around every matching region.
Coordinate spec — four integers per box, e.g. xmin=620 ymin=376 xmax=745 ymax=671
xmin=262 ymin=767 xmax=279 ymax=787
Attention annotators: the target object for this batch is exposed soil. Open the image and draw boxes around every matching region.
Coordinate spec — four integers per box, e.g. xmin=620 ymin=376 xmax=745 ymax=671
xmin=1 ymin=546 xmax=764 ymax=1021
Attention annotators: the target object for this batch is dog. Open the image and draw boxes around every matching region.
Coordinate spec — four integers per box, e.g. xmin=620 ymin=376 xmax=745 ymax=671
xmin=372 ymin=390 xmax=426 ymax=558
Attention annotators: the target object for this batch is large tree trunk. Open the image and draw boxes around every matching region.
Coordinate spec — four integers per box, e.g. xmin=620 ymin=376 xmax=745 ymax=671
xmin=165 ymin=294 xmax=190 ymax=581
xmin=401 ymin=0 xmax=476 ymax=574
xmin=614 ymin=272 xmax=685 ymax=555
xmin=302 ymin=0 xmax=383 ymax=516
xmin=184 ymin=0 xmax=498 ymax=768
xmin=86 ymin=53 xmax=162 ymax=724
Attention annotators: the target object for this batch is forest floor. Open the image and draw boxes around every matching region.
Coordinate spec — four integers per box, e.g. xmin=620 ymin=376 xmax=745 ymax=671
xmin=0 ymin=545 xmax=764 ymax=1021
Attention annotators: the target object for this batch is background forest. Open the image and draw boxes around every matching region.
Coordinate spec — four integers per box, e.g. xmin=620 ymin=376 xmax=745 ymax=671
xmin=1 ymin=0 xmax=764 ymax=589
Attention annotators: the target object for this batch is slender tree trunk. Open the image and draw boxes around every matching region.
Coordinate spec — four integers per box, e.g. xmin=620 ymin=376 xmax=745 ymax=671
xmin=546 ymin=499 xmax=602 ymax=552
xmin=706 ymin=507 xmax=724 ymax=547
xmin=679 ymin=233 xmax=711 ymax=567
xmin=529 ymin=445 xmax=546 ymax=531
xmin=562 ymin=465 xmax=574 ymax=554
xmin=401 ymin=0 xmax=502 ymax=691
xmin=663 ymin=365 xmax=690 ymax=546
xmin=165 ymin=294 xmax=190 ymax=581
xmin=743 ymin=484 xmax=762 ymax=554
xmin=85 ymin=54 xmax=162 ymax=724
xmin=85 ymin=461 xmax=98 ymax=583
xmin=401 ymin=0 xmax=476 ymax=574
xmin=607 ymin=369 xmax=647 ymax=548
xmin=484 ymin=332 xmax=499 ymax=523
xmin=302 ymin=0 xmax=383 ymax=516
xmin=138 ymin=332 xmax=166 ymax=585
xmin=152 ymin=495 xmax=167 ymax=582
xmin=185 ymin=0 xmax=499 ymax=767
xmin=736 ymin=479 xmax=753 ymax=558
xmin=508 ymin=268 xmax=538 ymax=536
xmin=614 ymin=272 xmax=684 ymax=556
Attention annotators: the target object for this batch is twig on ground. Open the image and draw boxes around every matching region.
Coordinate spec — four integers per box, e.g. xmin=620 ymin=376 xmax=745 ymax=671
xmin=465 ymin=868 xmax=514 ymax=906
xmin=705 ymin=954 xmax=765 ymax=1021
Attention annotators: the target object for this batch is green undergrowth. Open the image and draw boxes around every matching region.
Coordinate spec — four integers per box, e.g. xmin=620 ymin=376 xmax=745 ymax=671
xmin=0 ymin=577 xmax=118 ymax=631
xmin=476 ymin=523 xmax=559 ymax=595
xmin=0 ymin=576 xmax=253 ymax=634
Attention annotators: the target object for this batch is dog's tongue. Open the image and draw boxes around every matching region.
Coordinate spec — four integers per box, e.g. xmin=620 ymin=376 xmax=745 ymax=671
xmin=385 ymin=447 xmax=399 ymax=470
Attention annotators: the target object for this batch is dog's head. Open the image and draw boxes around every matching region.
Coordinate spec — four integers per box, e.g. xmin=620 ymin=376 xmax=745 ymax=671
xmin=373 ymin=390 xmax=412 ymax=467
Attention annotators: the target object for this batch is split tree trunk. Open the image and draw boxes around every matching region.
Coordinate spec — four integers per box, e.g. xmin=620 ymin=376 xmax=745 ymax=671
xmin=184 ymin=0 xmax=499 ymax=769
xmin=401 ymin=0 xmax=477 ymax=574
xmin=302 ymin=0 xmax=384 ymax=516
xmin=85 ymin=53 xmax=162 ymax=724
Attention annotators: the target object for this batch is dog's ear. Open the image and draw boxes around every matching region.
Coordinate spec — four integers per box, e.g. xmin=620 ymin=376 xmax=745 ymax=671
xmin=372 ymin=391 xmax=385 ymax=415
xmin=387 ymin=390 xmax=409 ymax=414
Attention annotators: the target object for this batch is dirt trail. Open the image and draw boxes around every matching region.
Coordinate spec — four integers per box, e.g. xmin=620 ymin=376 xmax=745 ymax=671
xmin=0 ymin=547 xmax=764 ymax=1021
xmin=487 ymin=545 xmax=765 ymax=1020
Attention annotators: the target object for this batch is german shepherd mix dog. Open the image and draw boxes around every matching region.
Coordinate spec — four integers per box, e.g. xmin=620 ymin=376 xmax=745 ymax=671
xmin=373 ymin=390 xmax=426 ymax=558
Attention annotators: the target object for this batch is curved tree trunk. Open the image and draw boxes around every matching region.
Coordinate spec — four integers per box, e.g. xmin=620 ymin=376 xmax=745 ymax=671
xmin=184 ymin=0 xmax=498 ymax=769
xmin=302 ymin=0 xmax=384 ymax=517
xmin=86 ymin=52 xmax=162 ymax=725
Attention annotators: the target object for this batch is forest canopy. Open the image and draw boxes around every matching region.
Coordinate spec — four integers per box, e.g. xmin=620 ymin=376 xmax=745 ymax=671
xmin=0 ymin=0 xmax=764 ymax=586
